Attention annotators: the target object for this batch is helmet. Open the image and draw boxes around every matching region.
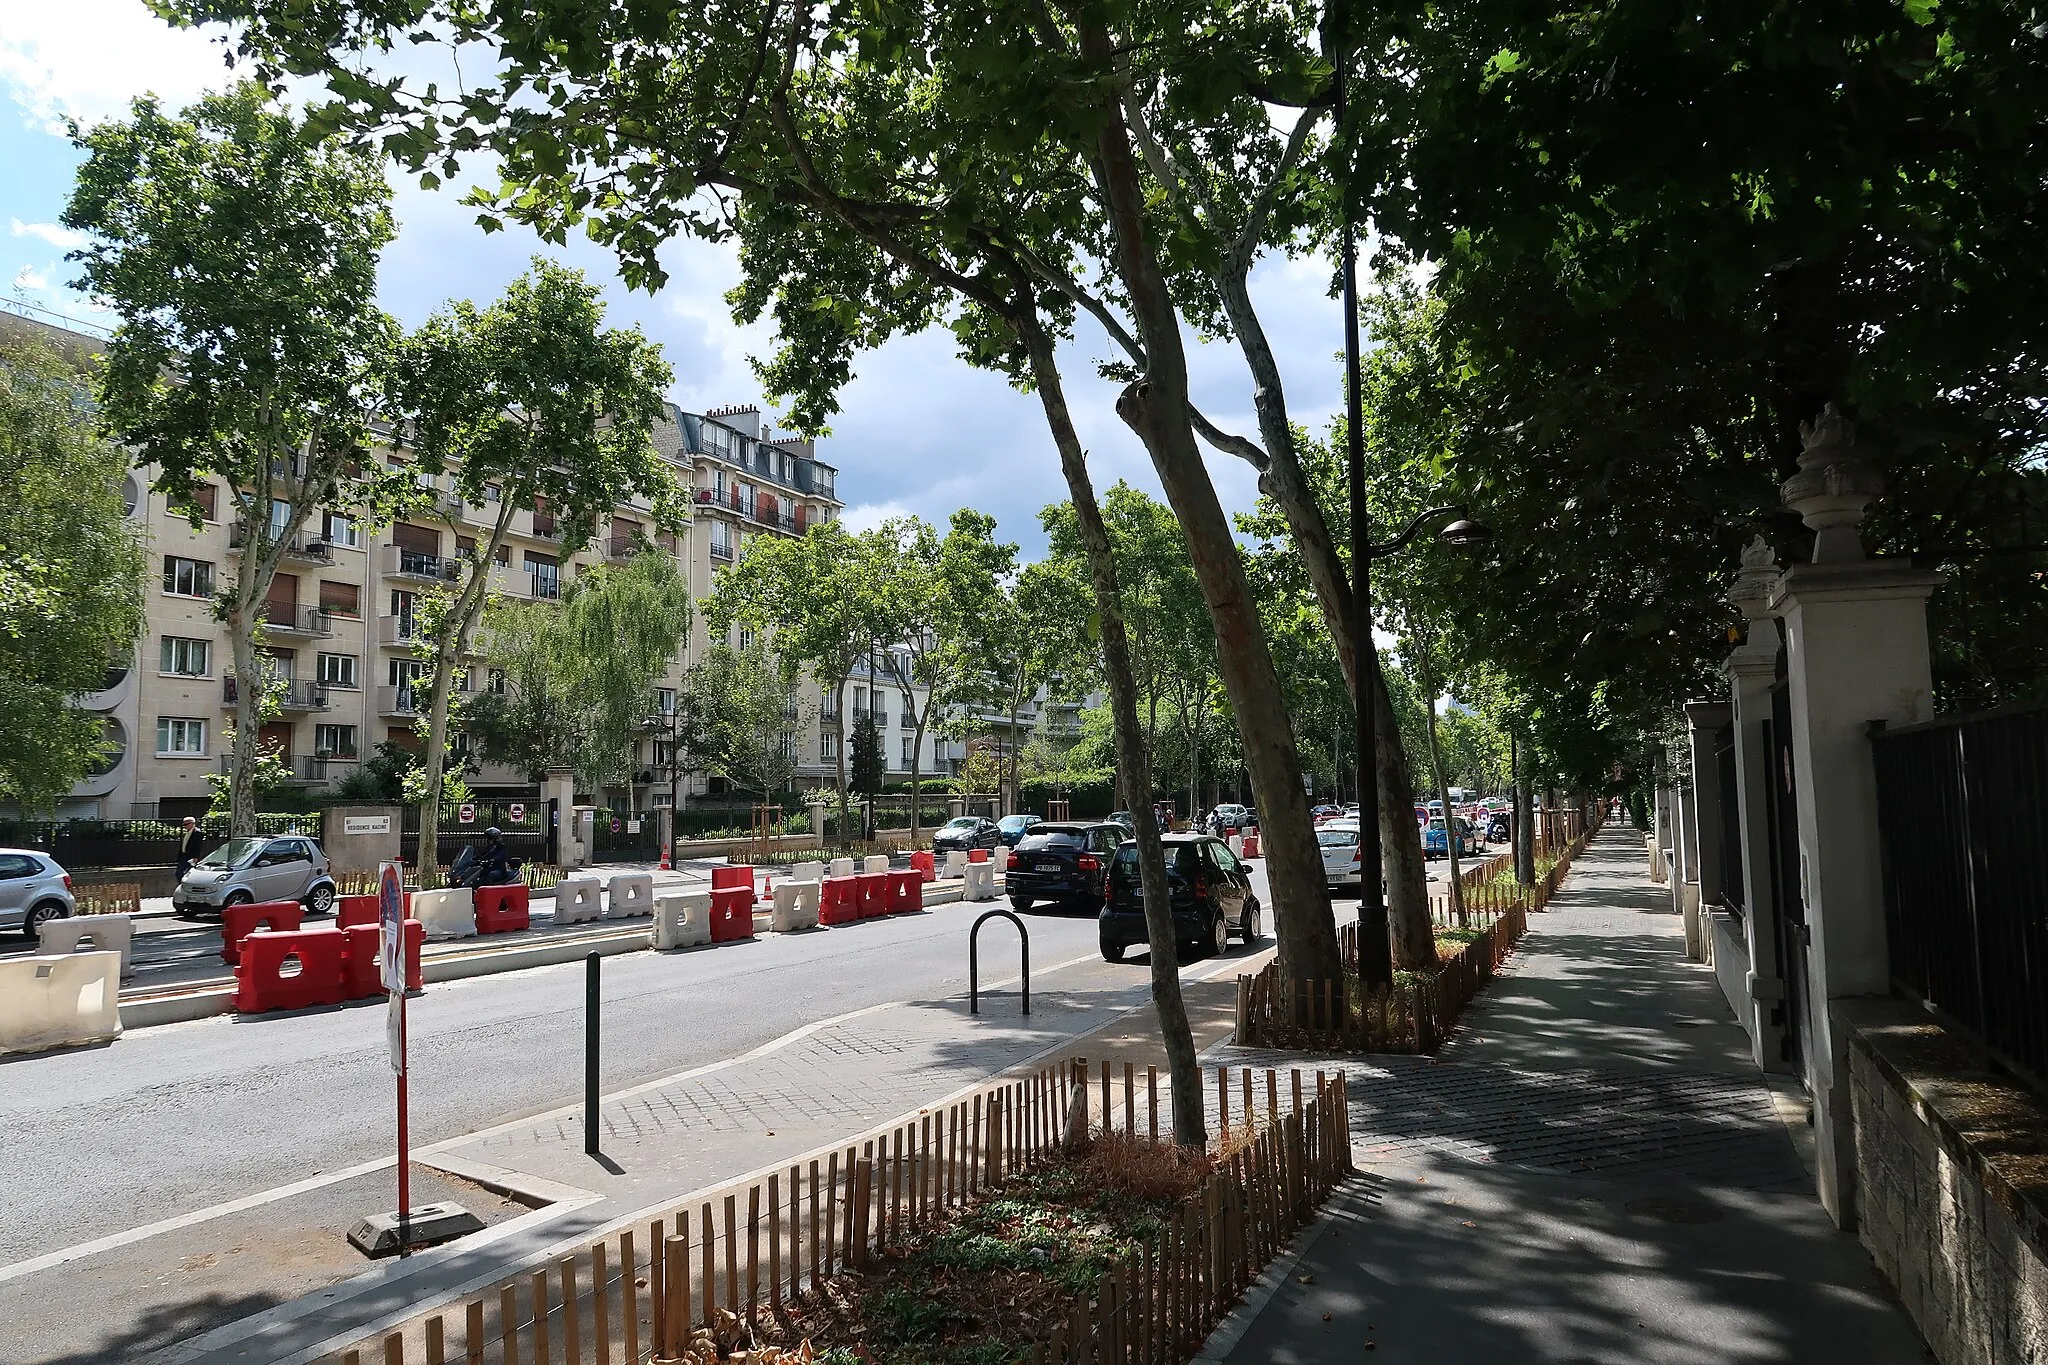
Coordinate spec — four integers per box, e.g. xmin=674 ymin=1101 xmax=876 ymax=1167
xmin=485 ymin=826 xmax=502 ymax=837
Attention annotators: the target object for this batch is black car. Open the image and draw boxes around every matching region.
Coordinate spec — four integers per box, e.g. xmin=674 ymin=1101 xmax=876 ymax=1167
xmin=933 ymin=816 xmax=1002 ymax=853
xmin=1008 ymin=822 xmax=1126 ymax=913
xmin=1098 ymin=834 xmax=1261 ymax=961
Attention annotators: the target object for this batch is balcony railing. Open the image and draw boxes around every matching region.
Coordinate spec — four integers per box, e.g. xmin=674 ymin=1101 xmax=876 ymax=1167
xmin=254 ymin=603 xmax=334 ymax=637
xmin=376 ymin=685 xmax=420 ymax=717
xmin=710 ymin=541 xmax=734 ymax=561
xmin=228 ymin=523 xmax=335 ymax=562
xmin=528 ymin=571 xmax=562 ymax=601
xmin=299 ymin=754 xmax=358 ymax=782
xmin=379 ymin=614 xmax=422 ymax=647
xmin=222 ymin=676 xmax=332 ymax=711
xmin=531 ymin=512 xmax=560 ymax=539
xmin=382 ymin=544 xmax=462 ymax=583
xmin=606 ymin=537 xmax=638 ymax=561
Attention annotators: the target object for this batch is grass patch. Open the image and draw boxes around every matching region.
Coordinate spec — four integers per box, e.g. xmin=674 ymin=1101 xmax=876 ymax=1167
xmin=738 ymin=1133 xmax=1211 ymax=1365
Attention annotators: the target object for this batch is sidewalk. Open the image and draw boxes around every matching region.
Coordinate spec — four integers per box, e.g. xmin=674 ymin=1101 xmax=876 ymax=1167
xmin=1210 ymin=828 xmax=1930 ymax=1365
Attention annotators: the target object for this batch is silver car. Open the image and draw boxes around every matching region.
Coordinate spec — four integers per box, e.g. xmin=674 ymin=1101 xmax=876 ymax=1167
xmin=0 ymin=848 xmax=76 ymax=939
xmin=172 ymin=834 xmax=337 ymax=917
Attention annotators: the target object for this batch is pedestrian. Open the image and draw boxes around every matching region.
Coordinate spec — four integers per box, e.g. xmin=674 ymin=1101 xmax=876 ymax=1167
xmin=176 ymin=816 xmax=204 ymax=881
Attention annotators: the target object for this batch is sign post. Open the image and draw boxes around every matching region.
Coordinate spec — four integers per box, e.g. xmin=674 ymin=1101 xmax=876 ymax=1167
xmin=378 ymin=859 xmax=410 ymax=1256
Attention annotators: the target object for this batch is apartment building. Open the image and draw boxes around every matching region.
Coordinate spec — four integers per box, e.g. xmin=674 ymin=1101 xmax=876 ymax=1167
xmin=4 ymin=305 xmax=845 ymax=818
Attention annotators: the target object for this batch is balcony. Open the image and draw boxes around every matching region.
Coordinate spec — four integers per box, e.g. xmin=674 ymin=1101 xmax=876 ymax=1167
xmin=228 ymin=523 xmax=335 ymax=563
xmin=710 ymin=540 xmax=734 ymax=561
xmin=605 ymin=536 xmax=638 ymax=562
xmin=528 ymin=570 xmax=562 ymax=601
xmin=530 ymin=511 xmax=561 ymax=540
xmin=379 ymin=614 xmax=423 ymax=647
xmin=254 ymin=603 xmax=334 ymax=637
xmin=381 ymin=544 xmax=461 ymax=583
xmin=221 ymin=676 xmax=332 ymax=712
xmin=298 ymin=754 xmax=358 ymax=785
xmin=376 ymin=685 xmax=421 ymax=718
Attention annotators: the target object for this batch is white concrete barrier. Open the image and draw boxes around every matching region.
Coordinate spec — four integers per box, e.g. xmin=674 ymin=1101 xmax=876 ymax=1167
xmin=944 ymin=850 xmax=968 ymax=877
xmin=555 ymin=877 xmax=602 ymax=925
xmin=790 ymin=861 xmax=825 ymax=884
xmin=772 ymin=880 xmax=821 ymax=933
xmin=606 ymin=872 xmax=655 ymax=918
xmin=992 ymin=847 xmax=1011 ymax=874
xmin=38 ymin=914 xmax=136 ymax=980
xmin=1227 ymin=834 xmax=1244 ymax=857
xmin=962 ymin=862 xmax=997 ymax=902
xmin=0 ymin=952 xmax=123 ymax=1055
xmin=861 ymin=854 xmax=890 ymax=875
xmin=655 ymin=890 xmax=711 ymax=949
xmin=412 ymin=887 xmax=477 ymax=940
xmin=829 ymin=857 xmax=855 ymax=879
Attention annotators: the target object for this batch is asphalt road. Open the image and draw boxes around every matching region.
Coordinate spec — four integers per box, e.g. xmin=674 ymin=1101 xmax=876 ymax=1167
xmin=0 ymin=865 xmax=1298 ymax=1270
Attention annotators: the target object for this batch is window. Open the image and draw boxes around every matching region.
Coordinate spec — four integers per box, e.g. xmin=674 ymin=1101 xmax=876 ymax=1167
xmin=314 ymin=723 xmax=358 ymax=759
xmin=318 ymin=581 xmax=360 ymax=618
xmin=191 ymin=484 xmax=218 ymax=521
xmin=738 ymin=626 xmax=756 ymax=651
xmin=488 ymin=668 xmax=506 ymax=696
xmin=0 ymin=853 xmax=39 ymax=879
xmin=316 ymin=653 xmax=358 ymax=689
xmin=269 ymin=498 xmax=293 ymax=537
xmin=821 ymin=686 xmax=840 ymax=719
xmin=710 ymin=521 xmax=732 ymax=559
xmin=389 ymin=658 xmax=426 ymax=687
xmin=901 ymin=735 xmax=912 ymax=766
xmin=156 ymin=717 xmax=207 ymax=756
xmin=163 ymin=556 xmax=214 ymax=598
xmin=322 ymin=511 xmax=361 ymax=548
xmin=494 ymin=543 xmax=511 ymax=567
xmin=656 ymin=687 xmax=676 ymax=715
xmin=391 ymin=589 xmax=418 ymax=636
xmin=526 ymin=552 xmax=561 ymax=599
xmin=821 ymin=731 xmax=840 ymax=761
xmin=159 ymin=636 xmax=211 ymax=676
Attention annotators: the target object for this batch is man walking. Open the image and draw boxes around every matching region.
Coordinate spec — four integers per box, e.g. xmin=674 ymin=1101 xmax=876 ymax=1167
xmin=176 ymin=816 xmax=204 ymax=881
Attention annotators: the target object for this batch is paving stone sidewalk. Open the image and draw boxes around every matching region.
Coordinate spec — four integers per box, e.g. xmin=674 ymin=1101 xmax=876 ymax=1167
xmin=1210 ymin=828 xmax=1931 ymax=1365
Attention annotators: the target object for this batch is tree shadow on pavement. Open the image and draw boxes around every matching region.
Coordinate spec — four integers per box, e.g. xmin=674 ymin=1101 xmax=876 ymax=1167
xmin=30 ymin=1289 xmax=288 ymax=1365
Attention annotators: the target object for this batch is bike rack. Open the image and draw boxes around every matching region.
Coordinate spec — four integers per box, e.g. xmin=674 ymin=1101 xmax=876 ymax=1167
xmin=968 ymin=909 xmax=1029 ymax=1016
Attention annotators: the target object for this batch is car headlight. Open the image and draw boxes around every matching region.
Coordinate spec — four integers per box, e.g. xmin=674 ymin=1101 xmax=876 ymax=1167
xmin=213 ymin=871 xmax=233 ymax=883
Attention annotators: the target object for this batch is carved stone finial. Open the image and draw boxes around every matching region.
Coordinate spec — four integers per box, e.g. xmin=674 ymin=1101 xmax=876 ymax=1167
xmin=1727 ymin=534 xmax=1780 ymax=625
xmin=1781 ymin=402 xmax=1885 ymax=564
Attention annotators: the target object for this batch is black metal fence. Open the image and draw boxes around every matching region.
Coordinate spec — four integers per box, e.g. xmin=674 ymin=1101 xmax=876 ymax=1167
xmin=0 ymin=813 xmax=320 ymax=870
xmin=590 ymin=809 xmax=659 ymax=862
xmin=401 ymin=800 xmax=552 ymax=868
xmin=1872 ymin=701 xmax=2048 ymax=1087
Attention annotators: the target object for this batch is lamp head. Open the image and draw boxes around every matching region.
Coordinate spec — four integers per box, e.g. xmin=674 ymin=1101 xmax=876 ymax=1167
xmin=1436 ymin=517 xmax=1493 ymax=548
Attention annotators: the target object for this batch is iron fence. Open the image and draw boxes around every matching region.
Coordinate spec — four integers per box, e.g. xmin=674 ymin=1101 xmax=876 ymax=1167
xmin=400 ymin=799 xmax=552 ymax=868
xmin=1872 ymin=701 xmax=2048 ymax=1088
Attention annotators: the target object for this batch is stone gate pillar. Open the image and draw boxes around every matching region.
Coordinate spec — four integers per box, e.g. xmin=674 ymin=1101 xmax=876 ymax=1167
xmin=1767 ymin=405 xmax=1942 ymax=1226
xmin=1724 ymin=539 xmax=1790 ymax=1073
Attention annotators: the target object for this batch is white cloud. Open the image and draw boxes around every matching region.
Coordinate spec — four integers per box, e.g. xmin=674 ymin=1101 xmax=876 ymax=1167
xmin=0 ymin=0 xmax=233 ymax=131
xmin=11 ymin=218 xmax=82 ymax=249
xmin=838 ymin=500 xmax=913 ymax=535
xmin=11 ymin=263 xmax=48 ymax=290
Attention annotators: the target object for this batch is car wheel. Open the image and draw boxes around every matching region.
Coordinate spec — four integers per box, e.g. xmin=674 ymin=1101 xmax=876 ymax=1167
xmin=305 ymin=884 xmax=336 ymax=916
xmin=1210 ymin=912 xmax=1230 ymax=957
xmin=1100 ymin=939 xmax=1125 ymax=963
xmin=1240 ymin=899 xmax=1262 ymax=942
xmin=1009 ymin=895 xmax=1033 ymax=913
xmin=224 ymin=891 xmax=252 ymax=911
xmin=22 ymin=899 xmax=67 ymax=941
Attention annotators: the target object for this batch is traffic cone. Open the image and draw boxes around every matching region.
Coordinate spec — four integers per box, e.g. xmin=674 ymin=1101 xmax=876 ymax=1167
xmin=659 ymin=841 xmax=671 ymax=871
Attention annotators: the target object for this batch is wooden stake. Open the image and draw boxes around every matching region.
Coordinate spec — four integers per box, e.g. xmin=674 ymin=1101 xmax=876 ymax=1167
xmin=425 ymin=1317 xmax=444 ymax=1365
xmin=1266 ymin=1070 xmax=1279 ymax=1127
xmin=768 ymin=1173 xmax=783 ymax=1316
xmin=1240 ymin=1068 xmax=1252 ymax=1134
xmin=699 ymin=1204 xmax=714 ymax=1340
xmin=648 ymin=1219 xmax=665 ymax=1356
xmin=809 ymin=1159 xmax=823 ymax=1290
xmin=1100 ymin=1059 xmax=1111 ymax=1132
xmin=665 ymin=1231 xmax=688 ymax=1358
xmin=1218 ymin=1067 xmax=1230 ymax=1142
xmin=825 ymin=1152 xmax=840 ymax=1278
xmin=1124 ymin=1062 xmax=1135 ymax=1135
xmin=530 ymin=1271 xmax=549 ymax=1365
xmin=726 ymin=1193 xmax=741 ymax=1319
xmin=593 ymin=1243 xmax=612 ymax=1365
xmin=619 ymin=1232 xmax=638 ymax=1365
xmin=465 ymin=1301 xmax=485 ymax=1365
xmin=499 ymin=1287 xmax=519 ymax=1365
xmin=383 ymin=1334 xmax=404 ymax=1365
xmin=1148 ymin=1066 xmax=1159 ymax=1143
xmin=788 ymin=1165 xmax=802 ymax=1301
xmin=560 ymin=1257 xmax=579 ymax=1365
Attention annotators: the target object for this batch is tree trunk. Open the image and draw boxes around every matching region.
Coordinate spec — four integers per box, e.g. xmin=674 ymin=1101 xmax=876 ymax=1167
xmin=1513 ymin=734 xmax=1536 ymax=885
xmin=1084 ymin=34 xmax=1340 ymax=988
xmin=226 ymin=600 xmax=262 ymax=837
xmin=1373 ymin=657 xmax=1436 ymax=971
xmin=1019 ymin=305 xmax=1204 ymax=1147
xmin=417 ymin=630 xmax=460 ymax=883
xmin=832 ymin=672 xmax=850 ymax=848
xmin=1414 ymin=633 xmax=1466 ymax=924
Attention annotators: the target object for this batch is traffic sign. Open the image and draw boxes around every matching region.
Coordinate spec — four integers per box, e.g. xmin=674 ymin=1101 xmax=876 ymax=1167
xmin=508 ymin=803 xmax=525 ymax=823
xmin=458 ymin=803 xmax=476 ymax=824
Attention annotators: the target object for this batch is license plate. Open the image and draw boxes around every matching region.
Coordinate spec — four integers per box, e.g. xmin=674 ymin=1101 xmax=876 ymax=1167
xmin=1035 ymin=862 xmax=1061 ymax=873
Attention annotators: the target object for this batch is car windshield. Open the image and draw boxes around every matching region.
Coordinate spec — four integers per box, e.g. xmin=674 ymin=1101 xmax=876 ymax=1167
xmin=198 ymin=837 xmax=268 ymax=869
xmin=1017 ymin=829 xmax=1085 ymax=851
xmin=1316 ymin=828 xmax=1359 ymax=848
xmin=997 ymin=816 xmax=1033 ymax=833
xmin=940 ymin=818 xmax=978 ymax=831
xmin=1427 ymin=819 xmax=1447 ymax=832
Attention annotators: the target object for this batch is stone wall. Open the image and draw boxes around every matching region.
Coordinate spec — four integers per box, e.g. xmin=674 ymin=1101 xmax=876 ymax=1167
xmin=1846 ymin=1000 xmax=2047 ymax=1365
xmin=1707 ymin=910 xmax=1750 ymax=1027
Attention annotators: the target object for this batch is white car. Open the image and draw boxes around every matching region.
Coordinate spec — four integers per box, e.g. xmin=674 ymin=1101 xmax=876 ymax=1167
xmin=1317 ymin=820 xmax=1362 ymax=891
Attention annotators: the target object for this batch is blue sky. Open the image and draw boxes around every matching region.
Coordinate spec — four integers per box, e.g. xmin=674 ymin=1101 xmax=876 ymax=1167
xmin=0 ymin=0 xmax=1349 ymax=558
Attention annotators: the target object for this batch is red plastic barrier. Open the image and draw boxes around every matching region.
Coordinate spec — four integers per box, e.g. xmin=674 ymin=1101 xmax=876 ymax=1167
xmin=710 ymin=865 xmax=754 ymax=892
xmin=474 ymin=883 xmax=530 ymax=934
xmin=968 ymin=848 xmax=991 ymax=863
xmin=855 ymin=871 xmax=889 ymax=919
xmin=709 ymin=886 xmax=755 ymax=942
xmin=221 ymin=900 xmax=305 ymax=965
xmin=1242 ymin=829 xmax=1261 ymax=858
xmin=233 ymin=926 xmax=348 ymax=1013
xmin=336 ymin=895 xmax=379 ymax=930
xmin=819 ymin=876 xmax=857 ymax=926
xmin=910 ymin=849 xmax=936 ymax=883
xmin=341 ymin=920 xmax=424 ymax=999
xmin=886 ymin=868 xmax=921 ymax=914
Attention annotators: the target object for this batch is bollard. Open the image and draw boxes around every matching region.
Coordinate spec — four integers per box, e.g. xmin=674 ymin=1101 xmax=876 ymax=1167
xmin=585 ymin=952 xmax=600 ymax=1156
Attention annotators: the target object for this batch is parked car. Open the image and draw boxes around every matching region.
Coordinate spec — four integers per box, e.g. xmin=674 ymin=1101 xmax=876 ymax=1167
xmin=1310 ymin=804 xmax=1345 ymax=824
xmin=1422 ymin=817 xmax=1480 ymax=859
xmin=1317 ymin=821 xmax=1362 ymax=891
xmin=1098 ymin=834 xmax=1260 ymax=961
xmin=1106 ymin=811 xmax=1136 ymax=834
xmin=1007 ymin=822 xmax=1126 ymax=913
xmin=995 ymin=814 xmax=1042 ymax=847
xmin=171 ymin=834 xmax=338 ymax=917
xmin=1210 ymin=803 xmax=1255 ymax=832
xmin=933 ymin=816 xmax=1002 ymax=854
xmin=0 ymin=848 xmax=75 ymax=939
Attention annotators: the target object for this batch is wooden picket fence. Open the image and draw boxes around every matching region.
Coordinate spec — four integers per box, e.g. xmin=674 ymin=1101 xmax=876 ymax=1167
xmin=328 ymin=1063 xmax=1349 ymax=1365
xmin=73 ymin=881 xmax=141 ymax=915
xmin=1235 ymin=823 xmax=1599 ymax=1053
